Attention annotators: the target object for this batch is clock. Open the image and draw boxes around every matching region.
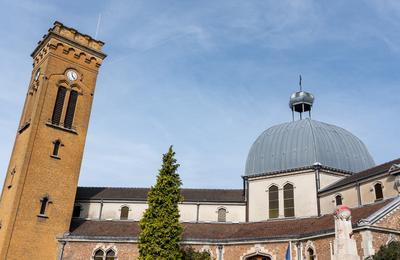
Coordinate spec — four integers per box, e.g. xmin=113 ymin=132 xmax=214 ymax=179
xmin=66 ymin=70 xmax=78 ymax=81
xmin=34 ymin=69 xmax=40 ymax=81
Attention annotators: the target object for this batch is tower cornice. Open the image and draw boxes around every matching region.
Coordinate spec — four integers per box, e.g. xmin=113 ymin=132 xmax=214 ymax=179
xmin=31 ymin=21 xmax=107 ymax=61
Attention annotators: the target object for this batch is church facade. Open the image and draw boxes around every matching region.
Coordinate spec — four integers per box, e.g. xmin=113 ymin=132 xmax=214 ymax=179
xmin=0 ymin=22 xmax=399 ymax=260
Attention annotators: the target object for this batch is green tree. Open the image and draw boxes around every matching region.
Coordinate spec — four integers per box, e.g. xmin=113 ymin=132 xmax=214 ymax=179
xmin=139 ymin=146 xmax=183 ymax=260
xmin=371 ymin=241 xmax=400 ymax=260
xmin=182 ymin=246 xmax=212 ymax=260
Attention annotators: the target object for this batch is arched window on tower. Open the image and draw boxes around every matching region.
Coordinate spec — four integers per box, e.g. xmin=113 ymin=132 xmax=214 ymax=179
xmin=39 ymin=196 xmax=49 ymax=216
xmin=335 ymin=194 xmax=343 ymax=206
xmin=374 ymin=183 xmax=383 ymax=201
xmin=217 ymin=208 xmax=227 ymax=222
xmin=105 ymin=249 xmax=116 ymax=260
xmin=120 ymin=206 xmax=129 ymax=220
xmin=283 ymin=183 xmax=295 ymax=217
xmin=64 ymin=90 xmax=78 ymax=129
xmin=52 ymin=140 xmax=62 ymax=157
xmin=51 ymin=86 xmax=67 ymax=125
xmin=269 ymin=185 xmax=279 ymax=219
xmin=93 ymin=249 xmax=104 ymax=260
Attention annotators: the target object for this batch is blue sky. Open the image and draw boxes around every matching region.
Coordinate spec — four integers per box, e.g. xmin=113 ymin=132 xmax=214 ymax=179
xmin=0 ymin=0 xmax=399 ymax=188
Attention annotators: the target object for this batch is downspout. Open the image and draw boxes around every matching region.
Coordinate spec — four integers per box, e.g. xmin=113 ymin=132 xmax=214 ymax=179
xmin=99 ymin=199 xmax=103 ymax=220
xmin=217 ymin=245 xmax=223 ymax=260
xmin=245 ymin=178 xmax=249 ymax=222
xmin=296 ymin=241 xmax=301 ymax=260
xmin=356 ymin=182 xmax=362 ymax=206
xmin=58 ymin=241 xmax=66 ymax=260
xmin=196 ymin=203 xmax=200 ymax=223
xmin=313 ymin=163 xmax=321 ymax=216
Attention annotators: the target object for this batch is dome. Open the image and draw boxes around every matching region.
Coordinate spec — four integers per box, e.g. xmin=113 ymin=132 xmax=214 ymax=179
xmin=245 ymin=118 xmax=375 ymax=175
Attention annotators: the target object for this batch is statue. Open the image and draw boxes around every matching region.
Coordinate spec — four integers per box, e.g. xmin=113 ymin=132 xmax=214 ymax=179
xmin=331 ymin=205 xmax=360 ymax=260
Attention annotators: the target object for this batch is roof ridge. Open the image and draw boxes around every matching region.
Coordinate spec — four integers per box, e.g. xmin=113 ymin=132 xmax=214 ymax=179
xmin=357 ymin=157 xmax=400 ymax=174
xmin=319 ymin=157 xmax=400 ymax=193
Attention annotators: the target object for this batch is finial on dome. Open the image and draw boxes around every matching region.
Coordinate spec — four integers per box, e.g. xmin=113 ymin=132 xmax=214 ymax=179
xmin=289 ymin=76 xmax=314 ymax=121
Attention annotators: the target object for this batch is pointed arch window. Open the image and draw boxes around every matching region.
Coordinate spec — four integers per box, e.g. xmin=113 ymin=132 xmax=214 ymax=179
xmin=93 ymin=249 xmax=116 ymax=260
xmin=93 ymin=249 xmax=104 ymax=260
xmin=51 ymin=86 xmax=67 ymax=125
xmin=306 ymin=247 xmax=316 ymax=260
xmin=374 ymin=183 xmax=383 ymax=201
xmin=269 ymin=185 xmax=279 ymax=219
xmin=217 ymin=208 xmax=227 ymax=222
xmin=105 ymin=249 xmax=116 ymax=260
xmin=120 ymin=206 xmax=129 ymax=220
xmin=64 ymin=90 xmax=78 ymax=129
xmin=335 ymin=194 xmax=343 ymax=206
xmin=284 ymin=183 xmax=295 ymax=217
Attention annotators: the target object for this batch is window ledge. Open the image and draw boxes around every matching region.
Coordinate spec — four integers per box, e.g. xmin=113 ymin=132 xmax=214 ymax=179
xmin=37 ymin=214 xmax=48 ymax=219
xmin=50 ymin=155 xmax=61 ymax=160
xmin=46 ymin=122 xmax=77 ymax=135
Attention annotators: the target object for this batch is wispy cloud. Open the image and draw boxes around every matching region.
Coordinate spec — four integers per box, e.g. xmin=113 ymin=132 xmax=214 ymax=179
xmin=0 ymin=0 xmax=399 ymax=189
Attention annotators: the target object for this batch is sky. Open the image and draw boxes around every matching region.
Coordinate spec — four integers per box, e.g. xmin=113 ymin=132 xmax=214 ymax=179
xmin=0 ymin=0 xmax=399 ymax=189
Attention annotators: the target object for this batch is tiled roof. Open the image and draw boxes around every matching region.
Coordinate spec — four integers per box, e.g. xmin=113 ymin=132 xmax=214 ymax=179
xmin=319 ymin=158 xmax=400 ymax=193
xmin=76 ymin=187 xmax=245 ymax=203
xmin=67 ymin=199 xmax=392 ymax=242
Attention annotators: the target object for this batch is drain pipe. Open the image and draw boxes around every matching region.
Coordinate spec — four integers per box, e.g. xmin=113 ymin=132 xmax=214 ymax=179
xmin=217 ymin=245 xmax=223 ymax=260
xmin=296 ymin=241 xmax=302 ymax=260
xmin=58 ymin=241 xmax=66 ymax=260
xmin=99 ymin=199 xmax=104 ymax=220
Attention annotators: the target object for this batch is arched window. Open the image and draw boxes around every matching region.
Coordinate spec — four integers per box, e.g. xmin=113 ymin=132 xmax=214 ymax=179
xmin=93 ymin=249 xmax=116 ymax=260
xmin=93 ymin=249 xmax=104 ymax=260
xmin=307 ymin=247 xmax=316 ymax=260
xmin=64 ymin=90 xmax=78 ymax=129
xmin=120 ymin=206 xmax=129 ymax=220
xmin=64 ymin=90 xmax=78 ymax=128
xmin=52 ymin=140 xmax=61 ymax=157
xmin=245 ymin=254 xmax=272 ymax=260
xmin=283 ymin=183 xmax=295 ymax=217
xmin=269 ymin=185 xmax=279 ymax=218
xmin=51 ymin=86 xmax=67 ymax=125
xmin=217 ymin=208 xmax=227 ymax=222
xmin=39 ymin=197 xmax=49 ymax=215
xmin=72 ymin=204 xmax=81 ymax=218
xmin=335 ymin=194 xmax=343 ymax=206
xmin=374 ymin=183 xmax=383 ymax=201
xmin=105 ymin=249 xmax=116 ymax=260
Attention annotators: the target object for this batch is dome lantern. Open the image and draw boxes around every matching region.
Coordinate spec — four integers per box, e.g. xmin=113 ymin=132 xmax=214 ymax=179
xmin=289 ymin=75 xmax=314 ymax=121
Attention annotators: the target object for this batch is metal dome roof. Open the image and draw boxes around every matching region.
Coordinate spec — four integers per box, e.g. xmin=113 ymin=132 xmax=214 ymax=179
xmin=245 ymin=118 xmax=375 ymax=176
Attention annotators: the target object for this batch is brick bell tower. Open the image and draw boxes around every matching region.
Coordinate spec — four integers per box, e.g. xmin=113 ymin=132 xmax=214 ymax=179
xmin=0 ymin=21 xmax=106 ymax=259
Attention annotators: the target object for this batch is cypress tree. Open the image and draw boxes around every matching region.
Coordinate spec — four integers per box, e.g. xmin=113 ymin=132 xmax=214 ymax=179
xmin=139 ymin=146 xmax=183 ymax=260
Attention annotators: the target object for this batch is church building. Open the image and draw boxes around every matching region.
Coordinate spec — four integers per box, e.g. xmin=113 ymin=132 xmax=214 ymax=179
xmin=0 ymin=22 xmax=399 ymax=260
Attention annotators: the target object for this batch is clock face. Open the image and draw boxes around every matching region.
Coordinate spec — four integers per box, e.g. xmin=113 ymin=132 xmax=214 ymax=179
xmin=34 ymin=69 xmax=40 ymax=81
xmin=66 ymin=70 xmax=78 ymax=81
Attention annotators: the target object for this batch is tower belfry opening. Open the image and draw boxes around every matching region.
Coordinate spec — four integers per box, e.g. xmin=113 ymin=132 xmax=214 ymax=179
xmin=289 ymin=75 xmax=314 ymax=121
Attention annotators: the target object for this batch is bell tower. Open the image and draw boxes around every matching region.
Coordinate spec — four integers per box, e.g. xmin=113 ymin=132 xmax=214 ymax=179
xmin=0 ymin=21 xmax=106 ymax=259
